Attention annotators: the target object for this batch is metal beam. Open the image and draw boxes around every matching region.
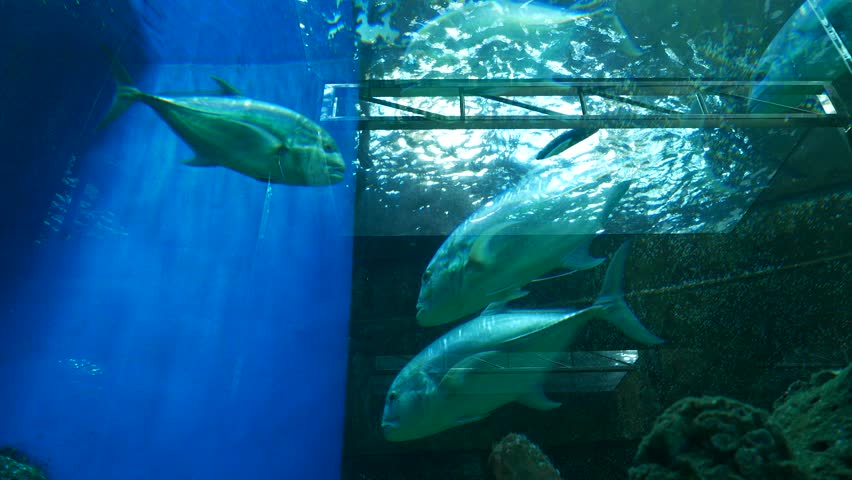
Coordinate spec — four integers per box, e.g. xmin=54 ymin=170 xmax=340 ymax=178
xmin=321 ymin=78 xmax=851 ymax=130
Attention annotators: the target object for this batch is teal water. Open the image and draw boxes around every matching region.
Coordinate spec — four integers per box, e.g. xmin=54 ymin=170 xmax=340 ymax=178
xmin=344 ymin=1 xmax=851 ymax=479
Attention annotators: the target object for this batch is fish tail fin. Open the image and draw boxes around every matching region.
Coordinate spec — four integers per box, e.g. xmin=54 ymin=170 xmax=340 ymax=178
xmin=98 ymin=85 xmax=142 ymax=130
xmin=97 ymin=46 xmax=144 ymax=130
xmin=593 ymin=241 xmax=664 ymax=345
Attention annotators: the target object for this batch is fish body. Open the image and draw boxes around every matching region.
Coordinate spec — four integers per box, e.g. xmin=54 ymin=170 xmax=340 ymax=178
xmin=750 ymin=0 xmax=852 ymax=112
xmin=416 ymin=172 xmax=631 ymax=327
xmin=101 ymin=66 xmax=345 ymax=185
xmin=382 ymin=242 xmax=662 ymax=442
xmin=478 ymin=0 xmax=609 ymax=27
xmin=414 ymin=0 xmax=603 ymax=36
xmin=409 ymin=0 xmax=642 ymax=57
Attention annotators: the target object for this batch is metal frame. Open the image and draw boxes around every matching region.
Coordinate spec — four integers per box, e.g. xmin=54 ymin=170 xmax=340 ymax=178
xmin=321 ymin=78 xmax=851 ymax=130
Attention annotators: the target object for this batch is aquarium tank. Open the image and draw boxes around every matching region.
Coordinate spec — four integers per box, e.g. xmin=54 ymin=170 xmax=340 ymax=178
xmin=0 ymin=1 xmax=849 ymax=479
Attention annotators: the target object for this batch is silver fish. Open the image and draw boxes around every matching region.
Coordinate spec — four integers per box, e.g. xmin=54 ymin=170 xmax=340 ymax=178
xmin=100 ymin=59 xmax=345 ymax=186
xmin=416 ymin=171 xmax=631 ymax=327
xmin=749 ymin=0 xmax=851 ymax=112
xmin=383 ymin=242 xmax=662 ymax=442
xmin=409 ymin=0 xmax=642 ymax=56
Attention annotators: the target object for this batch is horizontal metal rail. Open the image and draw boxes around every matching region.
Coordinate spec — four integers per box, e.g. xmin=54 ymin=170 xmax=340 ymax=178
xmin=321 ymin=78 xmax=851 ymax=130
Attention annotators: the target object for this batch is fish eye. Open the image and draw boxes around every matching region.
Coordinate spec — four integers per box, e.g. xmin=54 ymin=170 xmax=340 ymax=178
xmin=388 ymin=391 xmax=399 ymax=401
xmin=421 ymin=270 xmax=432 ymax=283
xmin=322 ymin=142 xmax=336 ymax=153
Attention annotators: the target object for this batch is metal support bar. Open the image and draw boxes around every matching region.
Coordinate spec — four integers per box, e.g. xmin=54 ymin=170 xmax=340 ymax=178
xmin=807 ymin=0 xmax=852 ymax=76
xmin=592 ymin=91 xmax=679 ymax=114
xmin=695 ymin=88 xmax=710 ymax=115
xmin=578 ymin=87 xmax=588 ymax=115
xmin=359 ymin=96 xmax=451 ymax=121
xmin=478 ymin=94 xmax=567 ymax=116
xmin=321 ymin=78 xmax=851 ymax=130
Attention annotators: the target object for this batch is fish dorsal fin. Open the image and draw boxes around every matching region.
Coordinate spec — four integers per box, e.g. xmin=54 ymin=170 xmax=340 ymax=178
xmin=468 ymin=221 xmax=519 ymax=268
xmin=211 ymin=76 xmax=242 ymax=95
xmin=438 ymin=351 xmax=502 ymax=392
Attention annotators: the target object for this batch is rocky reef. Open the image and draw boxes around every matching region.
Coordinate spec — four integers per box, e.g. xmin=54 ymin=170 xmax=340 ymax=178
xmin=0 ymin=448 xmax=47 ymax=480
xmin=627 ymin=396 xmax=805 ymax=480
xmin=628 ymin=364 xmax=851 ymax=480
xmin=489 ymin=433 xmax=561 ymax=480
xmin=770 ymin=365 xmax=852 ymax=480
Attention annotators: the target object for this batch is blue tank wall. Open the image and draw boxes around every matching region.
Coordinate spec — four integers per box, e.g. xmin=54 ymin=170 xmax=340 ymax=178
xmin=0 ymin=1 xmax=355 ymax=479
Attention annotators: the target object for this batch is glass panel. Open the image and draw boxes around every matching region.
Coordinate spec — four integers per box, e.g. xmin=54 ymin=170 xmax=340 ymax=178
xmin=344 ymin=1 xmax=852 ymax=479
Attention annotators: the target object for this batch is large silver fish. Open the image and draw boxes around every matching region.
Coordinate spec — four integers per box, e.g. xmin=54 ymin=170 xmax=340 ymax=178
xmin=100 ymin=61 xmax=345 ymax=186
xmin=749 ymin=0 xmax=851 ymax=112
xmin=382 ymin=242 xmax=662 ymax=442
xmin=408 ymin=0 xmax=643 ymax=57
xmin=416 ymin=170 xmax=631 ymax=327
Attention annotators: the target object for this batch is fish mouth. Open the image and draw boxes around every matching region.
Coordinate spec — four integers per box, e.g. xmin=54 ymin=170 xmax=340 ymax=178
xmin=415 ymin=308 xmax=439 ymax=327
xmin=315 ymin=166 xmax=344 ymax=184
xmin=327 ymin=159 xmax=346 ymax=182
xmin=381 ymin=421 xmax=398 ymax=435
xmin=328 ymin=170 xmax=344 ymax=183
xmin=381 ymin=421 xmax=401 ymax=440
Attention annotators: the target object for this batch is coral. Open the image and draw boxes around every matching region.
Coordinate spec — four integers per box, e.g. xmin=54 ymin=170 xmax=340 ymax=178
xmin=771 ymin=364 xmax=852 ymax=480
xmin=628 ymin=396 xmax=806 ymax=480
xmin=0 ymin=448 xmax=47 ymax=480
xmin=489 ymin=433 xmax=561 ymax=480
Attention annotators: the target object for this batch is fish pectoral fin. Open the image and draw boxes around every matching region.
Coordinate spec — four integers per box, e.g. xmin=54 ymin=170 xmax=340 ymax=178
xmin=182 ymin=156 xmax=218 ymax=167
xmin=199 ymin=115 xmax=282 ymax=154
xmin=439 ymin=350 xmax=503 ymax=392
xmin=210 ymin=76 xmax=242 ymax=96
xmin=468 ymin=221 xmax=520 ymax=267
xmin=273 ymin=142 xmax=290 ymax=155
xmin=455 ymin=414 xmax=488 ymax=426
xmin=518 ymin=386 xmax=561 ymax=411
xmin=560 ymin=237 xmax=604 ymax=271
xmin=438 ymin=368 xmax=469 ymax=393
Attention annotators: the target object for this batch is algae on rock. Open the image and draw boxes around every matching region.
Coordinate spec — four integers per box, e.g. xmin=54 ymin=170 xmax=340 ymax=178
xmin=628 ymin=396 xmax=806 ymax=480
xmin=771 ymin=364 xmax=852 ymax=480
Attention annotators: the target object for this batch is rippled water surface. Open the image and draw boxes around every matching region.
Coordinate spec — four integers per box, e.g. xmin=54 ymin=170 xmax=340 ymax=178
xmin=352 ymin=0 xmax=806 ymax=236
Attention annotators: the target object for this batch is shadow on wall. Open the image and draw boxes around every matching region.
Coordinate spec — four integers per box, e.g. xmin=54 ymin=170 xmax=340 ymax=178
xmin=0 ymin=1 xmax=150 ymax=288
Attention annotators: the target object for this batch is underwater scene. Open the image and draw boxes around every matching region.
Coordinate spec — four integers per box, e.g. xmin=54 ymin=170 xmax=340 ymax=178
xmin=0 ymin=0 xmax=850 ymax=479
